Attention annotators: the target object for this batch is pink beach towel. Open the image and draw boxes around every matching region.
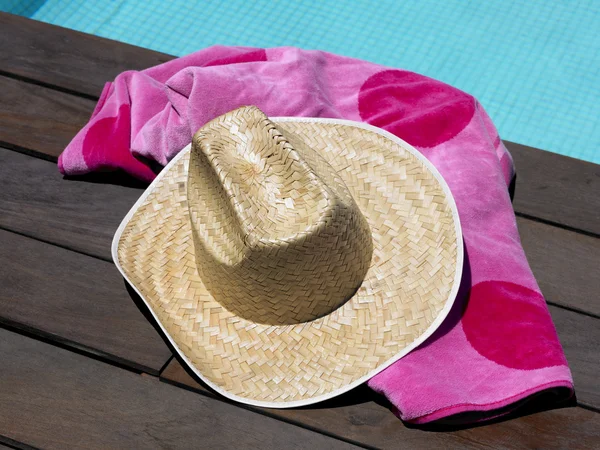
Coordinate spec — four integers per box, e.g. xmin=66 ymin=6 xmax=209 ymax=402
xmin=59 ymin=46 xmax=573 ymax=424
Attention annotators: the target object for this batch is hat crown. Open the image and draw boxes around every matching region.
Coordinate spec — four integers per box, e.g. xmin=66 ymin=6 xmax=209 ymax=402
xmin=187 ymin=107 xmax=373 ymax=325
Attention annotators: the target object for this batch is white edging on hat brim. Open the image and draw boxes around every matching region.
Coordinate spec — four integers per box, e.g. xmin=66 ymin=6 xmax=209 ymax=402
xmin=111 ymin=117 xmax=464 ymax=409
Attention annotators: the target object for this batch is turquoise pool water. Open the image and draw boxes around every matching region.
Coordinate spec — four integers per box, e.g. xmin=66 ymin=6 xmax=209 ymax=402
xmin=3 ymin=0 xmax=599 ymax=164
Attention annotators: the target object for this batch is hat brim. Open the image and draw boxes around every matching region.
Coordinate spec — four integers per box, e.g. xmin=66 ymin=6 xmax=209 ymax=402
xmin=112 ymin=117 xmax=463 ymax=408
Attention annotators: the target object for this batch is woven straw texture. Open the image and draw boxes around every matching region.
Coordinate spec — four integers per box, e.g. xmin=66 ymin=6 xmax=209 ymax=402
xmin=115 ymin=106 xmax=459 ymax=405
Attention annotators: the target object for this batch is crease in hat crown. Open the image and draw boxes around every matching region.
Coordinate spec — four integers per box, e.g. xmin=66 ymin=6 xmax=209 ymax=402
xmin=187 ymin=106 xmax=374 ymax=325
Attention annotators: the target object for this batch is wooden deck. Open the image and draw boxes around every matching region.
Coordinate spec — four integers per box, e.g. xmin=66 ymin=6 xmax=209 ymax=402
xmin=0 ymin=12 xmax=598 ymax=449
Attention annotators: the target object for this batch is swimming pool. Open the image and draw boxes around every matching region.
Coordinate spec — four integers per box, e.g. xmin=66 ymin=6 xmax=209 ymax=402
xmin=2 ymin=0 xmax=599 ymax=164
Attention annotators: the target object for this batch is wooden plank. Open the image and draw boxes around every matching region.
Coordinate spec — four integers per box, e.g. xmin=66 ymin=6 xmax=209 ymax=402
xmin=0 ymin=12 xmax=173 ymax=98
xmin=0 ymin=328 xmax=355 ymax=449
xmin=552 ymin=305 xmax=600 ymax=410
xmin=0 ymin=149 xmax=141 ymax=261
xmin=507 ymin=141 xmax=600 ymax=236
xmin=0 ymin=229 xmax=171 ymax=374
xmin=161 ymin=358 xmax=599 ymax=449
xmin=0 ymin=76 xmax=94 ymax=159
xmin=3 ymin=149 xmax=599 ymax=318
xmin=517 ymin=216 xmax=600 ymax=317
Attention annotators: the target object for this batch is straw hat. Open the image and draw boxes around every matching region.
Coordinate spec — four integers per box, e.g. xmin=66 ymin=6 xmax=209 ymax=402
xmin=113 ymin=106 xmax=462 ymax=407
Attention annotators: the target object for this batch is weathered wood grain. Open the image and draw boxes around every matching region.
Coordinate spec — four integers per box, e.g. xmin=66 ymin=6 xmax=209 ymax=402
xmin=161 ymin=358 xmax=599 ymax=450
xmin=0 ymin=229 xmax=171 ymax=374
xmin=508 ymin=141 xmax=600 ymax=236
xmin=0 ymin=328 xmax=355 ymax=449
xmin=0 ymin=149 xmax=141 ymax=261
xmin=0 ymin=76 xmax=94 ymax=159
xmin=551 ymin=305 xmax=600 ymax=409
xmin=0 ymin=12 xmax=173 ymax=98
xmin=517 ymin=216 xmax=600 ymax=317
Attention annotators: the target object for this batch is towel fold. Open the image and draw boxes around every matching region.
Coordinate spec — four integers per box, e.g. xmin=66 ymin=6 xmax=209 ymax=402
xmin=59 ymin=46 xmax=573 ymax=424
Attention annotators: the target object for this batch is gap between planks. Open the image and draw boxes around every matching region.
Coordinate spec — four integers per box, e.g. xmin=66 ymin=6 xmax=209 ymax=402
xmin=0 ymin=327 xmax=357 ymax=450
xmin=158 ymin=357 xmax=600 ymax=450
